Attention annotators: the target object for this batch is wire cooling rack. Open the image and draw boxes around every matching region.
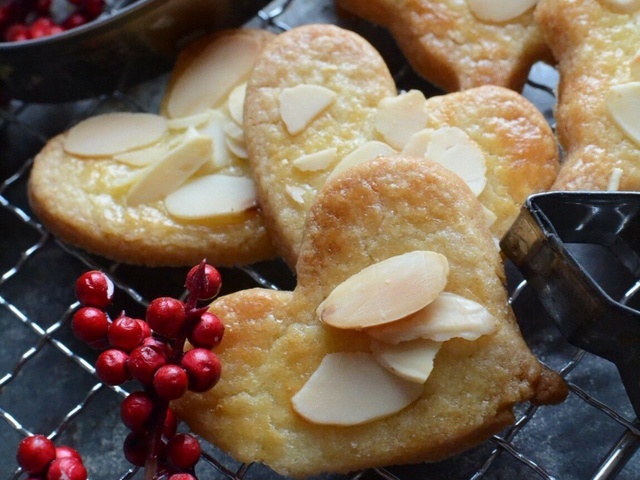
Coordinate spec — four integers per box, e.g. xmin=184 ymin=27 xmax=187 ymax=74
xmin=2 ymin=0 xmax=640 ymax=479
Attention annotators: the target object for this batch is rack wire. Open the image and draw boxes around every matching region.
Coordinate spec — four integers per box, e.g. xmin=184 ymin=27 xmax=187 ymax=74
xmin=2 ymin=0 xmax=640 ymax=479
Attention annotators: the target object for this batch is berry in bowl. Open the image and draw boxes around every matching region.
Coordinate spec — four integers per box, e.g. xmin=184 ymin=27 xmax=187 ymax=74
xmin=0 ymin=0 xmax=268 ymax=102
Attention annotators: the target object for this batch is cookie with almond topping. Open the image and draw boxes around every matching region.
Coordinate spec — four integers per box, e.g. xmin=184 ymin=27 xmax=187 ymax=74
xmin=28 ymin=29 xmax=277 ymax=267
xmin=536 ymin=0 xmax=640 ymax=191
xmin=243 ymin=23 xmax=559 ymax=268
xmin=336 ymin=0 xmax=551 ymax=92
xmin=174 ymin=156 xmax=567 ymax=479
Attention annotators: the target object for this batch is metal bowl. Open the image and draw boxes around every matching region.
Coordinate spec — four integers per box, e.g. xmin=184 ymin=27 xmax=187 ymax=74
xmin=0 ymin=0 xmax=268 ymax=103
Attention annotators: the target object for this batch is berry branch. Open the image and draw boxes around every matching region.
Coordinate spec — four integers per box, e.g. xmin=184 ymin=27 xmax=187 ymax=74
xmin=16 ymin=260 xmax=225 ymax=480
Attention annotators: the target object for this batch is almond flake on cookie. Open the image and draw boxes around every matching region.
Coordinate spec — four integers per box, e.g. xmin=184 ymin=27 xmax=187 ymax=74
xmin=467 ymin=0 xmax=538 ymax=23
xmin=279 ymin=84 xmax=337 ymax=135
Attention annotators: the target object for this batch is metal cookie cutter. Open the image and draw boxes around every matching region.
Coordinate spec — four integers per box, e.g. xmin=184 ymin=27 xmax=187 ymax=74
xmin=501 ymin=191 xmax=640 ymax=417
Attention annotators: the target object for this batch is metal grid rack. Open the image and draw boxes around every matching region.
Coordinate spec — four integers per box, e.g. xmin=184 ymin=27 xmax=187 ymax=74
xmin=2 ymin=0 xmax=640 ymax=478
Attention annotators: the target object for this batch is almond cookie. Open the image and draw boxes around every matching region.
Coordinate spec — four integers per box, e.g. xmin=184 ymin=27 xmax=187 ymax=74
xmin=174 ymin=156 xmax=567 ymax=479
xmin=337 ymin=0 xmax=551 ymax=92
xmin=244 ymin=23 xmax=559 ymax=267
xmin=28 ymin=29 xmax=276 ymax=267
xmin=536 ymin=0 xmax=640 ymax=191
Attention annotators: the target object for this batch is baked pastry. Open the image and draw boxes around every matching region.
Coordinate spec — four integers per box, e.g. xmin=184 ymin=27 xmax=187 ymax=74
xmin=28 ymin=29 xmax=276 ymax=267
xmin=336 ymin=0 xmax=551 ymax=92
xmin=174 ymin=156 xmax=567 ymax=479
xmin=536 ymin=0 xmax=640 ymax=191
xmin=244 ymin=23 xmax=559 ymax=268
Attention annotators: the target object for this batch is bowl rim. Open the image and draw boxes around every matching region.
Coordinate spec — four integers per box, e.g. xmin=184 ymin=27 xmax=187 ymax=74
xmin=0 ymin=0 xmax=167 ymax=51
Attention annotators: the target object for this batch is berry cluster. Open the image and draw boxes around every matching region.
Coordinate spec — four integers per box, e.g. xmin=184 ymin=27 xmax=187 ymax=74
xmin=67 ymin=261 xmax=222 ymax=478
xmin=0 ymin=0 xmax=106 ymax=42
xmin=16 ymin=435 xmax=87 ymax=480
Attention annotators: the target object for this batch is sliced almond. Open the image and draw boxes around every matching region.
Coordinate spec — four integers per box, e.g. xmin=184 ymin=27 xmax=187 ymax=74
xmin=291 ymin=352 xmax=423 ymax=426
xmin=64 ymin=113 xmax=167 ymax=158
xmin=426 ymin=127 xmax=487 ymax=196
xmin=225 ymin=136 xmax=248 ymax=159
xmin=317 ymin=250 xmax=449 ymax=330
xmin=227 ymin=83 xmax=247 ymax=126
xmin=279 ymin=84 xmax=337 ymax=135
xmin=199 ymin=110 xmax=233 ymax=170
xmin=375 ymin=90 xmax=429 ymax=150
xmin=598 ymin=0 xmax=640 ymax=13
xmin=164 ymin=174 xmax=257 ymax=220
xmin=166 ymin=112 xmax=211 ymax=130
xmin=223 ymin=117 xmax=245 ymax=142
xmin=467 ymin=0 xmax=538 ymax=23
xmin=108 ymin=169 xmax=147 ymax=196
xmin=165 ymin=32 xmax=264 ymax=118
xmin=483 ymin=205 xmax=497 ymax=228
xmin=113 ymin=145 xmax=168 ymax=167
xmin=607 ymin=82 xmax=640 ymax=148
xmin=126 ymin=134 xmax=212 ymax=206
xmin=402 ymin=128 xmax=435 ymax=157
xmin=286 ymin=185 xmax=307 ymax=204
xmin=366 ymin=292 xmax=497 ymax=344
xmin=607 ymin=167 xmax=624 ymax=191
xmin=327 ymin=141 xmax=396 ymax=182
xmin=293 ymin=148 xmax=337 ymax=172
xmin=370 ymin=338 xmax=442 ymax=384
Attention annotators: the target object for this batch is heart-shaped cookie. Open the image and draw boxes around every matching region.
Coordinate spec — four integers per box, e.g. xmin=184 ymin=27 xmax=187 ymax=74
xmin=244 ymin=24 xmax=559 ymax=268
xmin=28 ymin=29 xmax=276 ymax=267
xmin=536 ymin=0 xmax=640 ymax=191
xmin=174 ymin=156 xmax=567 ymax=479
xmin=337 ymin=0 xmax=551 ymax=92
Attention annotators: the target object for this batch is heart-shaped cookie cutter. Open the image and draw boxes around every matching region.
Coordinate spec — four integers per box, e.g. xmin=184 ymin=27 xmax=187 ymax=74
xmin=501 ymin=191 xmax=640 ymax=417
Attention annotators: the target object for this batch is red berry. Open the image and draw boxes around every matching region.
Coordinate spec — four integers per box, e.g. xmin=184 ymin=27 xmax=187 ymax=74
xmin=75 ymin=271 xmax=114 ymax=308
xmin=71 ymin=307 xmax=109 ymax=348
xmin=166 ymin=433 xmax=201 ymax=470
xmin=120 ymin=391 xmax=154 ymax=433
xmin=95 ymin=349 xmax=129 ymax=385
xmin=188 ymin=312 xmax=224 ymax=349
xmin=141 ymin=336 xmax=171 ymax=356
xmin=0 ymin=5 xmax=13 ymax=26
xmin=128 ymin=344 xmax=167 ymax=385
xmin=16 ymin=435 xmax=56 ymax=474
xmin=169 ymin=475 xmax=197 ymax=480
xmin=5 ymin=23 xmax=28 ymax=42
xmin=146 ymin=297 xmax=186 ymax=339
xmin=181 ymin=348 xmax=221 ymax=392
xmin=46 ymin=24 xmax=63 ymax=36
xmin=163 ymin=408 xmax=177 ymax=438
xmin=123 ymin=432 xmax=147 ymax=467
xmin=186 ymin=263 xmax=222 ymax=300
xmin=28 ymin=17 xmax=63 ymax=39
xmin=108 ymin=314 xmax=143 ymax=351
xmin=62 ymin=12 xmax=87 ymax=30
xmin=153 ymin=364 xmax=188 ymax=400
xmin=136 ymin=319 xmax=152 ymax=339
xmin=46 ymin=457 xmax=87 ymax=480
xmin=54 ymin=446 xmax=82 ymax=462
xmin=83 ymin=0 xmax=104 ymax=19
xmin=35 ymin=0 xmax=51 ymax=16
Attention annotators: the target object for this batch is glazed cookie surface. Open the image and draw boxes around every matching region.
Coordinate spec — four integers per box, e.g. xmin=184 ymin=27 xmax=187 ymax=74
xmin=244 ymin=23 xmax=559 ymax=267
xmin=536 ymin=0 xmax=640 ymax=191
xmin=174 ymin=156 xmax=567 ymax=479
xmin=337 ymin=0 xmax=550 ymax=92
xmin=28 ymin=29 xmax=276 ymax=267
